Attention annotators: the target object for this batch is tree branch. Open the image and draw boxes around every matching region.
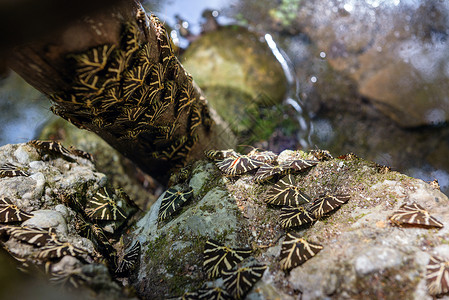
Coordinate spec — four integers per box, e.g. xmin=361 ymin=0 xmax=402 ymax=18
xmin=8 ymin=1 xmax=236 ymax=183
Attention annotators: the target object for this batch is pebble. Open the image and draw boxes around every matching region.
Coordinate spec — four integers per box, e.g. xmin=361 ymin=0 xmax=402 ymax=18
xmin=22 ymin=209 xmax=68 ymax=236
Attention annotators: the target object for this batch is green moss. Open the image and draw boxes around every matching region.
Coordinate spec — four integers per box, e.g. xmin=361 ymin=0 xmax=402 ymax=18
xmin=198 ymin=204 xmax=216 ymax=213
xmin=144 ymin=231 xmax=207 ymax=297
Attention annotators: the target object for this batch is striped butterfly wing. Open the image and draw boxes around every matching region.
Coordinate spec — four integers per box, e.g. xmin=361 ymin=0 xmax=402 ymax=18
xmin=205 ymin=149 xmax=240 ymax=161
xmin=86 ymin=187 xmax=127 ymax=221
xmin=282 ymin=159 xmax=318 ymax=172
xmin=279 ymin=232 xmax=323 ymax=271
xmin=389 ymin=202 xmax=443 ymax=228
xmin=116 ymin=241 xmax=141 ymax=275
xmin=222 ymin=265 xmax=267 ymax=299
xmin=197 ymin=286 xmax=233 ymax=300
xmin=28 ymin=140 xmax=73 ymax=158
xmin=265 ymin=175 xmax=311 ymax=207
xmin=0 ymin=197 xmax=33 ymax=223
xmin=203 ymin=240 xmax=252 ymax=278
xmin=0 ymin=163 xmax=29 ymax=178
xmin=216 ymin=156 xmax=265 ymax=176
xmin=254 ymin=164 xmax=285 ymax=183
xmin=69 ymin=148 xmax=94 ymax=161
xmin=426 ymin=255 xmax=449 ymax=295
xmin=280 ymin=206 xmax=316 ymax=228
xmin=158 ymin=187 xmax=194 ymax=221
xmin=308 ymin=194 xmax=351 ymax=219
xmin=247 ymin=149 xmax=277 ymax=164
xmin=7 ymin=226 xmax=58 ymax=247
xmin=37 ymin=241 xmax=87 ymax=259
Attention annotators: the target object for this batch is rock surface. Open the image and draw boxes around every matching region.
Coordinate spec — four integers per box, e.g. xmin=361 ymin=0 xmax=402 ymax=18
xmin=0 ymin=142 xmax=137 ymax=299
xmin=132 ymin=150 xmax=449 ymax=299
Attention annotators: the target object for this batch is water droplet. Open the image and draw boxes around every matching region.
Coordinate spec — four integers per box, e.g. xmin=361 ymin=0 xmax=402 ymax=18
xmin=310 ymin=76 xmax=317 ymax=83
xmin=344 ymin=3 xmax=353 ymax=12
xmin=320 ymin=52 xmax=326 ymax=58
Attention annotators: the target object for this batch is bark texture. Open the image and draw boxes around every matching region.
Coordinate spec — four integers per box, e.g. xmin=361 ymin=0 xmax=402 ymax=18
xmin=9 ymin=1 xmax=235 ymax=183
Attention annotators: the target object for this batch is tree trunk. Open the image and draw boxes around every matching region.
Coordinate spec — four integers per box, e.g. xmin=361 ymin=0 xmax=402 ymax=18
xmin=8 ymin=0 xmax=236 ymax=183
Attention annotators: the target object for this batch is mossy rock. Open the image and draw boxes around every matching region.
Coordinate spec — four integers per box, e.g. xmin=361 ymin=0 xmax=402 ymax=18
xmin=182 ymin=26 xmax=288 ymax=140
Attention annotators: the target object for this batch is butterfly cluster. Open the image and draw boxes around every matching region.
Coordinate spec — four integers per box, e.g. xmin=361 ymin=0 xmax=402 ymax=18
xmin=0 ymin=140 xmax=141 ymax=291
xmin=47 ymin=9 xmax=212 ymax=178
xmin=268 ymin=180 xmax=349 ymax=270
xmin=208 ymin=148 xmax=317 ymax=182
xmin=207 ymin=148 xmax=350 ymax=273
xmin=175 ymin=240 xmax=266 ymax=299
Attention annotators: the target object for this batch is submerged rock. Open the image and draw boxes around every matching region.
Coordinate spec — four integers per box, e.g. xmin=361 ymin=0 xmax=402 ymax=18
xmin=181 ymin=25 xmax=293 ymax=143
xmin=131 ymin=149 xmax=449 ymax=299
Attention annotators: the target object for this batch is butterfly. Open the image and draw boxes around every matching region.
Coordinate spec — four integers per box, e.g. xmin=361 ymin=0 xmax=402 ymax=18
xmin=0 ymin=197 xmax=33 ymax=223
xmin=68 ymin=147 xmax=94 ymax=161
xmin=279 ymin=232 xmax=323 ymax=271
xmin=279 ymin=206 xmax=316 ymax=228
xmin=265 ymin=174 xmax=311 ymax=207
xmin=283 ymin=159 xmax=319 ymax=172
xmin=85 ymin=186 xmax=127 ymax=221
xmin=28 ymin=140 xmax=73 ymax=158
xmin=246 ymin=149 xmax=277 ymax=164
xmin=0 ymin=163 xmax=29 ymax=178
xmin=197 ymin=286 xmax=233 ymax=300
xmin=426 ymin=255 xmax=449 ymax=295
xmin=204 ymin=149 xmax=240 ymax=161
xmin=6 ymin=226 xmax=58 ymax=247
xmin=37 ymin=241 xmax=87 ymax=259
xmin=216 ymin=156 xmax=265 ymax=176
xmin=254 ymin=159 xmax=318 ymax=183
xmin=310 ymin=149 xmax=333 ymax=161
xmin=308 ymin=194 xmax=351 ymax=219
xmin=253 ymin=164 xmax=287 ymax=183
xmin=115 ymin=241 xmax=141 ymax=275
xmin=203 ymin=240 xmax=252 ymax=278
xmin=158 ymin=187 xmax=194 ymax=221
xmin=389 ymin=202 xmax=443 ymax=228
xmin=222 ymin=264 xmax=267 ymax=299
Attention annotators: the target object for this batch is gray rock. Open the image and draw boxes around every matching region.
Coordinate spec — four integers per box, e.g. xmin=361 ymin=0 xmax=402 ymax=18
xmin=131 ymin=151 xmax=449 ymax=299
xmin=354 ymin=247 xmax=404 ymax=276
xmin=22 ymin=209 xmax=68 ymax=236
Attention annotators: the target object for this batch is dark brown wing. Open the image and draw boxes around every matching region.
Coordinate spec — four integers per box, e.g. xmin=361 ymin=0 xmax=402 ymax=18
xmin=426 ymin=255 xmax=449 ymax=295
xmin=280 ymin=206 xmax=316 ymax=228
xmin=279 ymin=232 xmax=323 ymax=271
xmin=222 ymin=265 xmax=267 ymax=299
xmin=390 ymin=202 xmax=443 ymax=228
xmin=216 ymin=156 xmax=265 ymax=176
xmin=308 ymin=194 xmax=351 ymax=218
xmin=203 ymin=240 xmax=252 ymax=278
xmin=158 ymin=187 xmax=193 ymax=221
xmin=265 ymin=175 xmax=311 ymax=207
